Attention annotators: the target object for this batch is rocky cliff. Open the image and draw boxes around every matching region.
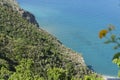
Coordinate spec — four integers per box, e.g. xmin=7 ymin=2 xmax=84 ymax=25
xmin=0 ymin=0 xmax=39 ymax=27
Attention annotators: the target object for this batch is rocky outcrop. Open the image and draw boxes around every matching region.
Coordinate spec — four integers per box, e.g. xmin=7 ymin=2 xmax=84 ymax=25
xmin=0 ymin=0 xmax=39 ymax=27
xmin=20 ymin=10 xmax=39 ymax=27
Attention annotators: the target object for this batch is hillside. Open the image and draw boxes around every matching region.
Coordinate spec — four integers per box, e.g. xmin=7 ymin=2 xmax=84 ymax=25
xmin=0 ymin=0 xmax=101 ymax=80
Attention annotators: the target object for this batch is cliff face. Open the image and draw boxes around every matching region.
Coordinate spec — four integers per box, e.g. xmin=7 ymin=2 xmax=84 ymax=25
xmin=0 ymin=0 xmax=93 ymax=79
xmin=21 ymin=10 xmax=39 ymax=27
xmin=0 ymin=0 xmax=39 ymax=27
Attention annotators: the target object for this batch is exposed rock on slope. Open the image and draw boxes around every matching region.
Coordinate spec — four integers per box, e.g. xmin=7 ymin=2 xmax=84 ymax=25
xmin=21 ymin=10 xmax=39 ymax=27
xmin=0 ymin=0 xmax=39 ymax=27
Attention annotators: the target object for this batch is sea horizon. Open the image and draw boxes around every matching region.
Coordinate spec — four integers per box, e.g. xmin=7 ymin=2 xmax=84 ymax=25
xmin=17 ymin=0 xmax=120 ymax=76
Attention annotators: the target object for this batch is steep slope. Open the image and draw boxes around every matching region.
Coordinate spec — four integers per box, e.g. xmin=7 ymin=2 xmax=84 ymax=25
xmin=0 ymin=0 xmax=94 ymax=79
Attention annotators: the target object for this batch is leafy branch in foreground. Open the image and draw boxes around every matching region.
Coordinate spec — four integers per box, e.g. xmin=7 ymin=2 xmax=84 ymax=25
xmin=99 ymin=24 xmax=120 ymax=77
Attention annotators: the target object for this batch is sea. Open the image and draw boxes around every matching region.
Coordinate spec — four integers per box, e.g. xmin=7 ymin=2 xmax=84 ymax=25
xmin=17 ymin=0 xmax=120 ymax=76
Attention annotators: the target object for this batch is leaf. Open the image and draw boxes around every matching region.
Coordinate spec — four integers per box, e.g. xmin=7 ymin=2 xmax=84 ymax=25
xmin=104 ymin=40 xmax=112 ymax=44
xmin=112 ymin=58 xmax=118 ymax=64
xmin=108 ymin=24 xmax=115 ymax=31
xmin=111 ymin=34 xmax=116 ymax=42
xmin=112 ymin=52 xmax=120 ymax=60
xmin=113 ymin=46 xmax=119 ymax=49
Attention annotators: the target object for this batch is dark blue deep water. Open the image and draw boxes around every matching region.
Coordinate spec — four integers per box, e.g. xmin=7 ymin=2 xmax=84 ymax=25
xmin=17 ymin=0 xmax=120 ymax=76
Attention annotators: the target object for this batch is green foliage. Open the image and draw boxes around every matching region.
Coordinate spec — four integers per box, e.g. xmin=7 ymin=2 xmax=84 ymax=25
xmin=84 ymin=74 xmax=103 ymax=80
xmin=99 ymin=25 xmax=120 ymax=77
xmin=47 ymin=67 xmax=67 ymax=80
xmin=0 ymin=67 xmax=12 ymax=80
xmin=71 ymin=77 xmax=82 ymax=80
xmin=9 ymin=59 xmax=43 ymax=80
xmin=112 ymin=52 xmax=120 ymax=68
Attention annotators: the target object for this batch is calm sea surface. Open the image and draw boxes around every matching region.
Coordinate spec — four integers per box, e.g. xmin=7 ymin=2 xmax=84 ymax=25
xmin=17 ymin=0 xmax=120 ymax=76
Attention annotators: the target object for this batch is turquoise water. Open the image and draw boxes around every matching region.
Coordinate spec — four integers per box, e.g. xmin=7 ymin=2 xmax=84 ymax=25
xmin=17 ymin=0 xmax=120 ymax=76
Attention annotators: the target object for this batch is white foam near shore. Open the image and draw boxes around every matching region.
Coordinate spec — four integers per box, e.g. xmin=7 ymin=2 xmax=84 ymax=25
xmin=103 ymin=75 xmax=120 ymax=80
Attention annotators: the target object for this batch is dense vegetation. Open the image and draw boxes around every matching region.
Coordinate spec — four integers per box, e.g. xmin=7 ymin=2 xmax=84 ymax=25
xmin=0 ymin=0 xmax=103 ymax=80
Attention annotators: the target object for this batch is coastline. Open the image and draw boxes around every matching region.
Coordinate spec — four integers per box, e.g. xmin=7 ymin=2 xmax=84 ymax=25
xmin=0 ymin=0 xmax=93 ymax=79
xmin=14 ymin=0 xmax=120 ymax=79
xmin=103 ymin=75 xmax=120 ymax=80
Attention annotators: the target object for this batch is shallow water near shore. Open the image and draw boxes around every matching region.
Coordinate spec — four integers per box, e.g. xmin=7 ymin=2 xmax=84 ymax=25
xmin=17 ymin=0 xmax=120 ymax=76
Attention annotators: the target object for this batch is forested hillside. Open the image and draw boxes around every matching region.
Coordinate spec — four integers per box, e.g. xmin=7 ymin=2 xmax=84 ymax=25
xmin=0 ymin=0 xmax=102 ymax=80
